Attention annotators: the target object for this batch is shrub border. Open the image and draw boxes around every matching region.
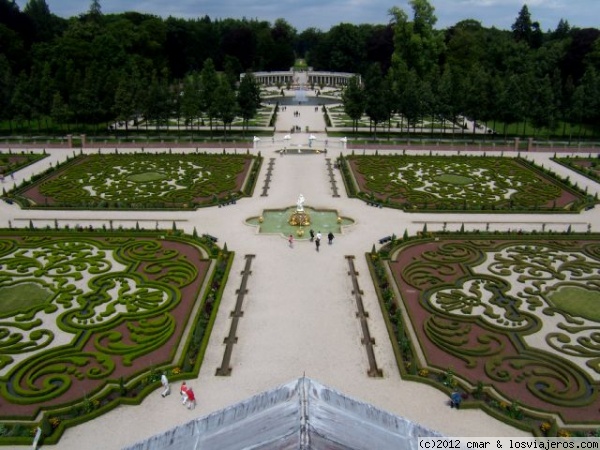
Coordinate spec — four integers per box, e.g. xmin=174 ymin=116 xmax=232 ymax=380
xmin=0 ymin=228 xmax=233 ymax=446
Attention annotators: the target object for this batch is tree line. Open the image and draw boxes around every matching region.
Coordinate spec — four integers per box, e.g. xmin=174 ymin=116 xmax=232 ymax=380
xmin=1 ymin=0 xmax=599 ymax=138
xmin=343 ymin=2 xmax=600 ymax=139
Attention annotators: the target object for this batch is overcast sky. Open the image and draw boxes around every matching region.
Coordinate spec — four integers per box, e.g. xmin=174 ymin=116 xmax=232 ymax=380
xmin=14 ymin=0 xmax=600 ymax=32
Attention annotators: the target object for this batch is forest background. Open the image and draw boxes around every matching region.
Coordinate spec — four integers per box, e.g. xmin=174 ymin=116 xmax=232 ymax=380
xmin=1 ymin=0 xmax=599 ymax=140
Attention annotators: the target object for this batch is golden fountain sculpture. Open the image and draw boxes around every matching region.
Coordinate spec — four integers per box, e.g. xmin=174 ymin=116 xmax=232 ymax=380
xmin=289 ymin=193 xmax=311 ymax=226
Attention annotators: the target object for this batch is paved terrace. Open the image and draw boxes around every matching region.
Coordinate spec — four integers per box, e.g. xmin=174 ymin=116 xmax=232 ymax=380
xmin=2 ymin=105 xmax=599 ymax=449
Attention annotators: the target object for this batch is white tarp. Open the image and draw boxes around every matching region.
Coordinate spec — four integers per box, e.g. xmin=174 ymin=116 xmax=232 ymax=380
xmin=123 ymin=377 xmax=443 ymax=450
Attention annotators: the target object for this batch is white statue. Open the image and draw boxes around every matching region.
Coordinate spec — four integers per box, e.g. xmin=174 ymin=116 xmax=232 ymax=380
xmin=297 ymin=194 xmax=305 ymax=212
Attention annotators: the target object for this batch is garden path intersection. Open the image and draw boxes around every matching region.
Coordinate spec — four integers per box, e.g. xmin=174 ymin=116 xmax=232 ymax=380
xmin=2 ymin=106 xmax=600 ymax=449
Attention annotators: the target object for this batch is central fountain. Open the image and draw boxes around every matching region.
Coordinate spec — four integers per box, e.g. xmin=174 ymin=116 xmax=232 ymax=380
xmin=294 ymin=71 xmax=308 ymax=104
xmin=246 ymin=201 xmax=354 ymax=239
xmin=289 ymin=193 xmax=310 ymax=226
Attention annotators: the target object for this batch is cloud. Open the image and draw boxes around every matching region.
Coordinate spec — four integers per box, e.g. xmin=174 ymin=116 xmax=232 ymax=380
xmin=14 ymin=0 xmax=600 ymax=31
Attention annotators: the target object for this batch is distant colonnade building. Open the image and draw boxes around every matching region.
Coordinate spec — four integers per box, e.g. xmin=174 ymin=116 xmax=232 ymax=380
xmin=241 ymin=67 xmax=360 ymax=88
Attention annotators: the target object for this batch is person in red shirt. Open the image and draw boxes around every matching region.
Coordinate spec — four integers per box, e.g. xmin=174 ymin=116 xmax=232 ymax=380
xmin=180 ymin=381 xmax=189 ymax=405
xmin=185 ymin=387 xmax=196 ymax=410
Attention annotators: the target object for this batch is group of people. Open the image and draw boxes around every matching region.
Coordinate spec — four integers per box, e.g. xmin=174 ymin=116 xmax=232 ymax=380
xmin=160 ymin=373 xmax=196 ymax=410
xmin=310 ymin=230 xmax=334 ymax=251
xmin=287 ymin=230 xmax=335 ymax=251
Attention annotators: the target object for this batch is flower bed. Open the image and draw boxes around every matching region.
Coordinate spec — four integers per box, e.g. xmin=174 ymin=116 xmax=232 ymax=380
xmin=0 ymin=229 xmax=232 ymax=445
xmin=10 ymin=151 xmax=261 ymax=209
xmin=341 ymin=154 xmax=594 ymax=213
xmin=369 ymin=232 xmax=600 ymax=436
xmin=552 ymin=155 xmax=600 ymax=185
xmin=0 ymin=150 xmax=47 ymax=181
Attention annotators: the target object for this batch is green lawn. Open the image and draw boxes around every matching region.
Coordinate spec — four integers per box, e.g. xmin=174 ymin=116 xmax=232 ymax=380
xmin=0 ymin=282 xmax=53 ymax=314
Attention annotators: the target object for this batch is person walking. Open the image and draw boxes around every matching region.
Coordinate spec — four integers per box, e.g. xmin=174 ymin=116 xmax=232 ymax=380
xmin=185 ymin=387 xmax=197 ymax=410
xmin=288 ymin=234 xmax=294 ymax=248
xmin=328 ymin=232 xmax=334 ymax=245
xmin=309 ymin=229 xmax=315 ymax=242
xmin=160 ymin=372 xmax=170 ymax=397
xmin=315 ymin=236 xmax=321 ymax=252
xmin=180 ymin=381 xmax=189 ymax=405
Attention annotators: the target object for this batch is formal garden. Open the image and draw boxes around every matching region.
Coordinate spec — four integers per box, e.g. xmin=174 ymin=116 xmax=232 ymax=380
xmin=553 ymin=155 xmax=600 ymax=185
xmin=0 ymin=229 xmax=232 ymax=445
xmin=0 ymin=152 xmax=47 ymax=181
xmin=369 ymin=232 xmax=600 ymax=437
xmin=326 ymin=105 xmax=465 ymax=133
xmin=7 ymin=151 xmax=262 ymax=209
xmin=130 ymin=102 xmax=274 ymax=132
xmin=340 ymin=154 xmax=596 ymax=212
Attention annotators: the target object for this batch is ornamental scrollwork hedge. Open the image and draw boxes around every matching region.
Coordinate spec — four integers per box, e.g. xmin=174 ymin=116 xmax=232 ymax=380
xmin=369 ymin=232 xmax=600 ymax=437
xmin=9 ymin=151 xmax=261 ymax=209
xmin=340 ymin=154 xmax=594 ymax=213
xmin=0 ymin=229 xmax=232 ymax=445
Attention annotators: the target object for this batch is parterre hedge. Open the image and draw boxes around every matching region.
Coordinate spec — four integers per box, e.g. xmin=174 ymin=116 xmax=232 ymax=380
xmin=7 ymin=151 xmax=261 ymax=210
xmin=369 ymin=230 xmax=600 ymax=437
xmin=340 ymin=153 xmax=595 ymax=213
xmin=0 ymin=228 xmax=232 ymax=445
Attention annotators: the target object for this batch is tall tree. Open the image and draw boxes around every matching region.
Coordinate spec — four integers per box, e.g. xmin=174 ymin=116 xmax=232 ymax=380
xmin=50 ymin=91 xmax=71 ymax=132
xmin=445 ymin=20 xmax=485 ymax=74
xmin=142 ymin=70 xmax=170 ymax=132
xmin=512 ymin=5 xmax=533 ymax=44
xmin=296 ymin=27 xmax=323 ymax=60
xmin=269 ymin=18 xmax=296 ymax=70
xmin=181 ymin=71 xmax=202 ymax=132
xmin=528 ymin=74 xmax=557 ymax=135
xmin=437 ymin=65 xmax=466 ymax=135
xmin=497 ymin=74 xmax=526 ymax=137
xmin=398 ymin=69 xmax=422 ymax=131
xmin=214 ymin=76 xmax=238 ymax=137
xmin=463 ymin=67 xmax=490 ymax=134
xmin=219 ymin=20 xmax=256 ymax=70
xmin=341 ymin=75 xmax=365 ymax=132
xmin=389 ymin=0 xmax=445 ymax=80
xmin=200 ymin=58 xmax=219 ymax=136
xmin=87 ymin=0 xmax=102 ymax=20
xmin=24 ymin=0 xmax=57 ymax=41
xmin=575 ymin=68 xmax=600 ymax=135
xmin=363 ymin=64 xmax=388 ymax=137
xmin=237 ymin=72 xmax=261 ymax=134
xmin=222 ymin=55 xmax=242 ymax=88
xmin=511 ymin=4 xmax=543 ymax=48
xmin=552 ymin=19 xmax=571 ymax=40
xmin=113 ymin=66 xmax=143 ymax=133
xmin=11 ymin=71 xmax=34 ymax=133
xmin=324 ymin=23 xmax=367 ymax=73
xmin=561 ymin=28 xmax=600 ymax=84
xmin=0 ymin=54 xmax=14 ymax=131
